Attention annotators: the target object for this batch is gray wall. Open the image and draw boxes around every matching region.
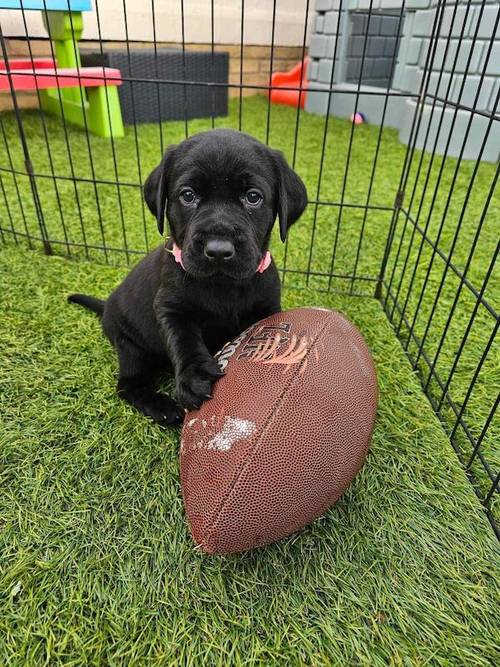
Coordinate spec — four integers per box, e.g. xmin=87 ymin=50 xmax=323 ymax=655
xmin=306 ymin=0 xmax=499 ymax=162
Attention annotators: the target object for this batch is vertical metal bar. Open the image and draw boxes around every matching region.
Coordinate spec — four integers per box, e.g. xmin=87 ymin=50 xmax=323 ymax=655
xmin=406 ymin=57 xmax=498 ymax=352
xmin=328 ymin=0 xmax=379 ymax=290
xmin=65 ymin=4 xmax=110 ymax=262
xmin=386 ymin=0 xmax=463 ymax=321
xmin=180 ymin=0 xmax=189 ymax=138
xmin=121 ymin=0 xmax=150 ymax=253
xmin=377 ymin=0 xmax=447 ymax=302
xmin=20 ymin=3 xmax=71 ymax=256
xmin=351 ymin=2 xmax=406 ymax=294
xmin=466 ymin=394 xmax=499 ymax=471
xmin=305 ymin=0 xmax=345 ymax=286
xmin=0 ymin=173 xmax=7 ymax=244
xmin=0 ymin=22 xmax=51 ymax=255
xmin=484 ymin=470 xmax=500 ymax=507
xmin=210 ymin=0 xmax=216 ymax=129
xmin=395 ymin=0 xmax=493 ymax=338
xmin=282 ymin=0 xmax=310 ymax=284
xmin=238 ymin=0 xmax=245 ymax=132
xmin=265 ymin=0 xmax=277 ymax=146
xmin=421 ymin=168 xmax=499 ymax=387
xmin=448 ymin=319 xmax=499 ymax=445
xmin=291 ymin=0 xmax=310 ymax=168
xmin=92 ymin=0 xmax=128 ymax=262
xmin=151 ymin=0 xmax=164 ymax=155
xmin=0 ymin=172 xmax=17 ymax=244
xmin=0 ymin=113 xmax=32 ymax=247
xmin=39 ymin=1 xmax=90 ymax=259
xmin=435 ymin=238 xmax=499 ymax=412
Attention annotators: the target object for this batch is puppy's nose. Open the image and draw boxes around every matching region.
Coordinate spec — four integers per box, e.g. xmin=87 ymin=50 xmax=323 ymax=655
xmin=204 ymin=239 xmax=235 ymax=262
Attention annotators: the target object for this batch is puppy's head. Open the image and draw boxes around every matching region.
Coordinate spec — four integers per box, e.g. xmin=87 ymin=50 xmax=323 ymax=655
xmin=143 ymin=129 xmax=307 ymax=281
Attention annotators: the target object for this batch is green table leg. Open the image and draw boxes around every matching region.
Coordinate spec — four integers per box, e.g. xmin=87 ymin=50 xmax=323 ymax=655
xmin=42 ymin=10 xmax=83 ymax=106
xmin=40 ymin=84 xmax=124 ymax=138
xmin=86 ymin=85 xmax=124 ymax=138
xmin=39 ymin=10 xmax=124 ymax=138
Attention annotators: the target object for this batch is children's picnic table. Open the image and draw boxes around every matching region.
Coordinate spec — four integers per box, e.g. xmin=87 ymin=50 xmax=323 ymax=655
xmin=0 ymin=1 xmax=124 ymax=137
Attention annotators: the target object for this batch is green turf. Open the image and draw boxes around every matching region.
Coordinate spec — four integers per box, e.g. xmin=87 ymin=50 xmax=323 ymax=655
xmin=1 ymin=95 xmax=499 ymax=663
xmin=1 ymin=246 xmax=499 ymax=665
xmin=1 ymin=96 xmax=498 ymax=510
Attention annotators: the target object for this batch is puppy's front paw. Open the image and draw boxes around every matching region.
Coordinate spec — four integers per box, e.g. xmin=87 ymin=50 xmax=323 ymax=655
xmin=142 ymin=393 xmax=185 ymax=426
xmin=176 ymin=357 xmax=223 ymax=411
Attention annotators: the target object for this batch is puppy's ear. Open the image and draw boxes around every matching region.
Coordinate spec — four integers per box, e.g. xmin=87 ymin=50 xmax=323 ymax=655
xmin=143 ymin=146 xmax=176 ymax=236
xmin=273 ymin=150 xmax=308 ymax=242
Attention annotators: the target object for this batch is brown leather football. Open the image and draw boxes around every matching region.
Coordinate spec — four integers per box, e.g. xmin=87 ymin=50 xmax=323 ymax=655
xmin=180 ymin=307 xmax=378 ymax=554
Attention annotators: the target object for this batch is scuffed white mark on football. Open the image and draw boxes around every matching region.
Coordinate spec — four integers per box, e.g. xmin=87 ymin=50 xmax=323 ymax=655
xmin=206 ymin=416 xmax=256 ymax=451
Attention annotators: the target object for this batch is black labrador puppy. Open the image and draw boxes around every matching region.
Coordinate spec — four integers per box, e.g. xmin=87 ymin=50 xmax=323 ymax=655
xmin=69 ymin=129 xmax=307 ymax=425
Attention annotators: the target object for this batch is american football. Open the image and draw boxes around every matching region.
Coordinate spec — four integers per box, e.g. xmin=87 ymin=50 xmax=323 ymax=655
xmin=180 ymin=307 xmax=378 ymax=554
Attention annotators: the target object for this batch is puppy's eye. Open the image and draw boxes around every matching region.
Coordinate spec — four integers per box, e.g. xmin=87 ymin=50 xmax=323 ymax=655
xmin=245 ymin=190 xmax=263 ymax=206
xmin=180 ymin=189 xmax=196 ymax=205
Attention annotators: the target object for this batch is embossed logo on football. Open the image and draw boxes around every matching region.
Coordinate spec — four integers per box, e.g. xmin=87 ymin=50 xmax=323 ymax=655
xmin=180 ymin=307 xmax=378 ymax=555
xmin=216 ymin=318 xmax=316 ymax=373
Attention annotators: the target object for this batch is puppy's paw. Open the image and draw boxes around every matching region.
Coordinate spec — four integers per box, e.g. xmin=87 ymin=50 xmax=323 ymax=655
xmin=142 ymin=392 xmax=185 ymax=426
xmin=176 ymin=357 xmax=223 ymax=411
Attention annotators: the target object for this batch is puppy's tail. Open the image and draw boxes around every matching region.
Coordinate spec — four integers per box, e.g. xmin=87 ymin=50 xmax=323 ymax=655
xmin=68 ymin=293 xmax=105 ymax=317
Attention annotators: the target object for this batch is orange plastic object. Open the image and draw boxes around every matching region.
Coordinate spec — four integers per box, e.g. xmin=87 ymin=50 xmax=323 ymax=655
xmin=269 ymin=57 xmax=309 ymax=109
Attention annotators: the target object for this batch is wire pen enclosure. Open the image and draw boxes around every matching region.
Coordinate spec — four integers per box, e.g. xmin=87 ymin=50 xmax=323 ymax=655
xmin=0 ymin=0 xmax=498 ymax=537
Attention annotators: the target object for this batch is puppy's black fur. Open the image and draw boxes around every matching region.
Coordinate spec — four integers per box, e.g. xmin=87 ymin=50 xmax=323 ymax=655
xmin=69 ymin=129 xmax=307 ymax=424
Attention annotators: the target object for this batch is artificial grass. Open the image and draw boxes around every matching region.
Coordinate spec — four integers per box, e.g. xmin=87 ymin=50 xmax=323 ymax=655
xmin=1 ymin=95 xmax=498 ymax=512
xmin=1 ymin=246 xmax=499 ymax=665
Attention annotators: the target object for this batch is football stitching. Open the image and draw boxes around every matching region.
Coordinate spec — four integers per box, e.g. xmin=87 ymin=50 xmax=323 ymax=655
xmin=201 ymin=312 xmax=335 ymax=552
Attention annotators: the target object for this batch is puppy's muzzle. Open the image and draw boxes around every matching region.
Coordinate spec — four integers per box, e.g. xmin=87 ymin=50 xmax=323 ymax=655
xmin=203 ymin=239 xmax=236 ymax=262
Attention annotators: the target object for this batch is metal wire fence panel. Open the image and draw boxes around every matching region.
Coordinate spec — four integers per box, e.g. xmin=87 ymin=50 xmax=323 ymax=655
xmin=378 ymin=0 xmax=499 ymax=535
xmin=0 ymin=0 xmax=498 ymax=533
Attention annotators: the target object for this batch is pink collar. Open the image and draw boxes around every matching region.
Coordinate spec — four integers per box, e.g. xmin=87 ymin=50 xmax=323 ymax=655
xmin=168 ymin=241 xmax=271 ymax=274
xmin=171 ymin=242 xmax=185 ymax=270
xmin=256 ymin=250 xmax=272 ymax=273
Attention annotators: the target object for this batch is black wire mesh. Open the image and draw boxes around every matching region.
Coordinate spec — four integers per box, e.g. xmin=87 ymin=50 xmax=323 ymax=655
xmin=0 ymin=0 xmax=498 ymax=536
